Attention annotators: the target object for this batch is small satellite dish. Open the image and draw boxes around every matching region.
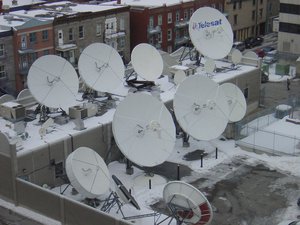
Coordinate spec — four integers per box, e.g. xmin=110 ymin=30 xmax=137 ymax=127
xmin=219 ymin=83 xmax=247 ymax=122
xmin=163 ymin=181 xmax=213 ymax=225
xmin=112 ymin=175 xmax=140 ymax=210
xmin=131 ymin=43 xmax=163 ymax=81
xmin=243 ymin=51 xmax=259 ymax=60
xmin=231 ymin=49 xmax=242 ymax=65
xmin=204 ymin=58 xmax=216 ymax=74
xmin=78 ymin=43 xmax=124 ymax=93
xmin=174 ymin=70 xmax=187 ymax=85
xmin=112 ymin=93 xmax=175 ymax=167
xmin=17 ymin=89 xmax=31 ymax=100
xmin=0 ymin=94 xmax=15 ymax=104
xmin=173 ymin=75 xmax=229 ymax=141
xmin=66 ymin=147 xmax=110 ymax=199
xmin=27 ymin=55 xmax=79 ymax=110
xmin=189 ymin=7 xmax=233 ymax=59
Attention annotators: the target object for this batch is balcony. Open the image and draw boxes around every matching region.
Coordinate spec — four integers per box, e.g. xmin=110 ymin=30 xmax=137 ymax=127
xmin=56 ymin=42 xmax=77 ymax=52
xmin=175 ymin=36 xmax=190 ymax=45
xmin=105 ymin=30 xmax=126 ymax=39
xmin=175 ymin=20 xmax=189 ymax=29
xmin=18 ymin=43 xmax=35 ymax=55
xmin=147 ymin=26 xmax=161 ymax=35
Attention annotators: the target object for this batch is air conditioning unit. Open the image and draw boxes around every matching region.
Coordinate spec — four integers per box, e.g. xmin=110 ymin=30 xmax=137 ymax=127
xmin=0 ymin=101 xmax=25 ymax=122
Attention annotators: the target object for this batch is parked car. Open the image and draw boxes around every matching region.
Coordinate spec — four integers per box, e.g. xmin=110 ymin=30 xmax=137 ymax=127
xmin=262 ymin=46 xmax=275 ymax=53
xmin=255 ymin=48 xmax=265 ymax=58
xmin=232 ymin=41 xmax=246 ymax=52
xmin=244 ymin=36 xmax=264 ymax=48
xmin=262 ymin=50 xmax=278 ymax=64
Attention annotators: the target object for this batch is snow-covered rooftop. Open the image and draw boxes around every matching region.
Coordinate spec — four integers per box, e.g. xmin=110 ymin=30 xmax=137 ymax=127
xmin=119 ymin=0 xmax=194 ymax=8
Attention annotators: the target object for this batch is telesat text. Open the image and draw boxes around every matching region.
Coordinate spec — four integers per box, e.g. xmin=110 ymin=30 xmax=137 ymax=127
xmin=192 ymin=19 xmax=222 ymax=31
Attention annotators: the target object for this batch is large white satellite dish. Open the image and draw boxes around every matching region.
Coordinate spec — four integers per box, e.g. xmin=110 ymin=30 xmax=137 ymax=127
xmin=78 ymin=43 xmax=124 ymax=93
xmin=189 ymin=7 xmax=233 ymax=59
xmin=220 ymin=83 xmax=247 ymax=122
xmin=0 ymin=94 xmax=14 ymax=104
xmin=243 ymin=51 xmax=259 ymax=60
xmin=163 ymin=181 xmax=213 ymax=225
xmin=66 ymin=147 xmax=110 ymax=198
xmin=112 ymin=93 xmax=175 ymax=167
xmin=131 ymin=43 xmax=163 ymax=81
xmin=17 ymin=89 xmax=31 ymax=100
xmin=231 ymin=49 xmax=242 ymax=65
xmin=173 ymin=75 xmax=229 ymax=141
xmin=174 ymin=70 xmax=187 ymax=85
xmin=27 ymin=55 xmax=79 ymax=110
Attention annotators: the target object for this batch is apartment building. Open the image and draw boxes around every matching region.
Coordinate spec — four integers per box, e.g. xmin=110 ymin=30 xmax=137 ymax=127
xmin=117 ymin=0 xmax=224 ymax=53
xmin=0 ymin=28 xmax=15 ymax=95
xmin=277 ymin=0 xmax=300 ymax=58
xmin=225 ymin=0 xmax=268 ymax=41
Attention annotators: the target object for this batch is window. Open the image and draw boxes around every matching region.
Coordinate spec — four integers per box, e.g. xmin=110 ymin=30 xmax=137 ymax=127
xmin=158 ymin=15 xmax=162 ymax=26
xmin=167 ymin=45 xmax=172 ymax=53
xmin=176 ymin=11 xmax=180 ymax=22
xmin=29 ymin=32 xmax=36 ymax=43
xmin=21 ymin=35 xmax=26 ymax=49
xmin=260 ymin=0 xmax=263 ymax=4
xmin=42 ymin=30 xmax=48 ymax=40
xmin=234 ymin=15 xmax=238 ymax=25
xmin=167 ymin=29 xmax=172 ymax=41
xmin=233 ymin=2 xmax=236 ymax=10
xmin=119 ymin=37 xmax=125 ymax=48
xmin=259 ymin=8 xmax=263 ymax=19
xmin=69 ymin=28 xmax=73 ymax=41
xmin=0 ymin=65 xmax=5 ymax=78
xmin=43 ymin=49 xmax=49 ymax=55
xmin=253 ymin=0 xmax=255 ymax=6
xmin=175 ymin=30 xmax=180 ymax=39
xmin=239 ymin=1 xmax=242 ymax=9
xmin=252 ymin=10 xmax=255 ymax=20
xmin=78 ymin=26 xmax=84 ymax=39
xmin=149 ymin=36 xmax=154 ymax=45
xmin=149 ymin=16 xmax=154 ymax=28
xmin=120 ymin=18 xmax=125 ymax=30
xmin=244 ymin=87 xmax=248 ymax=99
xmin=167 ymin=12 xmax=172 ymax=24
xmin=0 ymin=44 xmax=5 ymax=57
xmin=184 ymin=10 xmax=188 ymax=20
xmin=189 ymin=8 xmax=194 ymax=17
xmin=96 ymin=24 xmax=101 ymax=36
xmin=158 ymin=32 xmax=162 ymax=43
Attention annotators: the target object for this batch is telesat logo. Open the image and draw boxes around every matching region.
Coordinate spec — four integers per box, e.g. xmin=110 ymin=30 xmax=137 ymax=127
xmin=192 ymin=19 xmax=222 ymax=31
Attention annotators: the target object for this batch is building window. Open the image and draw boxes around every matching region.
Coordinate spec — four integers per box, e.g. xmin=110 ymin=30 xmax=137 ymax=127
xmin=29 ymin=32 xmax=36 ymax=43
xmin=96 ymin=24 xmax=101 ymax=36
xmin=0 ymin=65 xmax=5 ymax=78
xmin=175 ymin=30 xmax=180 ymax=39
xmin=42 ymin=30 xmax=48 ymax=40
xmin=167 ymin=29 xmax=172 ymax=41
xmin=234 ymin=15 xmax=238 ymax=25
xmin=158 ymin=15 xmax=162 ymax=26
xmin=176 ymin=11 xmax=180 ymax=22
xmin=184 ymin=10 xmax=188 ymax=20
xmin=260 ymin=0 xmax=263 ymax=4
xmin=120 ymin=18 xmax=125 ymax=30
xmin=0 ymin=44 xmax=5 ymax=57
xmin=167 ymin=46 xmax=172 ymax=54
xmin=259 ymin=8 xmax=263 ymax=19
xmin=158 ymin=32 xmax=162 ymax=43
xmin=119 ymin=37 xmax=125 ymax=48
xmin=252 ymin=10 xmax=255 ymax=20
xmin=168 ymin=12 xmax=172 ymax=24
xmin=69 ymin=28 xmax=73 ymax=41
xmin=44 ymin=49 xmax=49 ymax=55
xmin=189 ymin=8 xmax=194 ymax=17
xmin=279 ymin=22 xmax=300 ymax=35
xmin=149 ymin=36 xmax=154 ymax=45
xmin=244 ymin=87 xmax=248 ymax=99
xmin=149 ymin=16 xmax=154 ymax=28
xmin=233 ymin=2 xmax=236 ymax=10
xmin=211 ymin=3 xmax=216 ymax=8
xmin=239 ymin=1 xmax=242 ymax=9
xmin=253 ymin=0 xmax=255 ymax=6
xmin=78 ymin=26 xmax=84 ymax=39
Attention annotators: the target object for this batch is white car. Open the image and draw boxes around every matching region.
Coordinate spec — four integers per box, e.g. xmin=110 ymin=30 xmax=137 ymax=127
xmin=262 ymin=50 xmax=278 ymax=64
xmin=278 ymin=220 xmax=300 ymax=225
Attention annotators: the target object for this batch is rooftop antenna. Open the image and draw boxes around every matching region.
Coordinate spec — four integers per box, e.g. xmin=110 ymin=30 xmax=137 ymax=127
xmin=27 ymin=55 xmax=79 ymax=122
xmin=112 ymin=92 xmax=175 ymax=186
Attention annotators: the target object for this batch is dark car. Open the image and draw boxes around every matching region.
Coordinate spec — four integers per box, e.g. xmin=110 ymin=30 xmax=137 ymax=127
xmin=262 ymin=46 xmax=275 ymax=53
xmin=245 ymin=36 xmax=264 ymax=49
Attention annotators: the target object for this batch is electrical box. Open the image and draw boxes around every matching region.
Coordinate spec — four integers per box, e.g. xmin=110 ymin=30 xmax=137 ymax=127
xmin=69 ymin=106 xmax=87 ymax=119
xmin=0 ymin=101 xmax=25 ymax=122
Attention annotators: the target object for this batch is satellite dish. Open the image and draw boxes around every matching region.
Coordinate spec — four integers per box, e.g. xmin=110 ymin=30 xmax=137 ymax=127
xmin=204 ymin=58 xmax=216 ymax=74
xmin=243 ymin=51 xmax=258 ymax=60
xmin=131 ymin=43 xmax=163 ymax=81
xmin=173 ymin=75 xmax=229 ymax=141
xmin=189 ymin=7 xmax=233 ymax=59
xmin=112 ymin=175 xmax=140 ymax=210
xmin=163 ymin=181 xmax=213 ymax=225
xmin=231 ymin=49 xmax=242 ymax=65
xmin=0 ymin=94 xmax=15 ymax=104
xmin=112 ymin=93 xmax=176 ymax=167
xmin=219 ymin=83 xmax=247 ymax=122
xmin=17 ymin=89 xmax=31 ymax=100
xmin=66 ymin=147 xmax=110 ymax=199
xmin=27 ymin=55 xmax=79 ymax=110
xmin=174 ymin=70 xmax=187 ymax=85
xmin=78 ymin=43 xmax=124 ymax=93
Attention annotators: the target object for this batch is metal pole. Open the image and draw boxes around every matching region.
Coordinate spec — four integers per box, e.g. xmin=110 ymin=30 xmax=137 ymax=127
xmin=200 ymin=154 xmax=203 ymax=168
xmin=215 ymin=147 xmax=218 ymax=159
xmin=177 ymin=164 xmax=180 ymax=180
